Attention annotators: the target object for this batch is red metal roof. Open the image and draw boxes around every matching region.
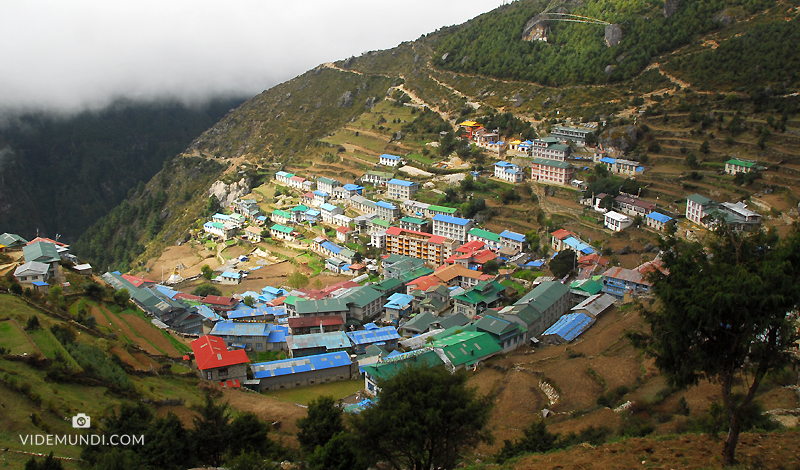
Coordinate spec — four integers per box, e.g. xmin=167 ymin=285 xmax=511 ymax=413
xmin=267 ymin=296 xmax=286 ymax=307
xmin=26 ymin=237 xmax=68 ymax=247
xmin=336 ymin=226 xmax=351 ymax=233
xmin=456 ymin=240 xmax=486 ymax=253
xmin=120 ymin=274 xmax=156 ymax=288
xmin=203 ymin=295 xmax=238 ymax=307
xmin=219 ymin=379 xmax=241 ymax=388
xmin=174 ymin=293 xmax=203 ymax=301
xmin=287 ymin=315 xmax=344 ymax=328
xmin=191 ymin=335 xmax=249 ymax=371
xmin=550 ymin=229 xmax=574 ymax=240
xmin=386 ymin=226 xmax=447 ymax=244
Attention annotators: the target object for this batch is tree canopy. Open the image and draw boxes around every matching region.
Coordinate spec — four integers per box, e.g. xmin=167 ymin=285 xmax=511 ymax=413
xmin=549 ymin=249 xmax=576 ymax=278
xmin=630 ymin=228 xmax=800 ymax=465
xmin=351 ymin=365 xmax=494 ymax=470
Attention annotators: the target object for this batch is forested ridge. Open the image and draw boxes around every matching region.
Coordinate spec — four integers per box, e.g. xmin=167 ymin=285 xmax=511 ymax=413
xmin=0 ymin=97 xmax=244 ymax=242
xmin=432 ymin=0 xmax=775 ymax=86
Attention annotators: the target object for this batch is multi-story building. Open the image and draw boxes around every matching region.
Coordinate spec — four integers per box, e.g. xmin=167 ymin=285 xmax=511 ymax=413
xmin=191 ymin=335 xmax=249 ymax=385
xmin=686 ymin=194 xmax=761 ymax=231
xmin=403 ymin=200 xmax=430 ymax=217
xmin=271 ymin=209 xmax=291 ymax=225
xmin=384 ymin=227 xmax=457 ymax=265
xmin=275 ymin=171 xmax=294 ymax=185
xmin=379 ymin=154 xmax=402 ymax=167
xmin=361 ymin=170 xmax=394 ymax=186
xmin=529 ymin=137 xmax=570 ymax=161
xmin=319 ymin=203 xmax=343 ymax=224
xmin=604 ymin=211 xmax=633 ymax=232
xmin=204 ymin=221 xmax=237 ymax=240
xmin=467 ymin=228 xmax=502 ymax=251
xmin=646 ymin=212 xmax=674 ymax=231
xmin=312 ymin=190 xmax=330 ymax=206
xmin=494 ymin=161 xmax=524 ymax=183
xmin=386 ymin=179 xmax=419 ymax=200
xmin=349 ymin=195 xmax=377 ymax=215
xmin=614 ymin=195 xmax=656 ymax=217
xmin=452 ymin=281 xmax=506 ymax=319
xmin=316 ymin=177 xmax=342 ymax=194
xmin=399 ymin=216 xmax=430 ymax=233
xmin=601 ymin=266 xmax=654 ymax=300
xmin=432 ymin=214 xmax=474 ymax=245
xmin=425 ymin=205 xmax=459 ymax=218
xmin=499 ymin=230 xmax=526 ymax=252
xmin=270 ymin=224 xmax=296 ymax=241
xmin=530 ymin=158 xmax=575 ymax=185
xmin=209 ymin=322 xmax=274 ymax=352
xmin=550 ymin=125 xmax=593 ymax=144
xmin=375 ymin=201 xmax=401 ymax=221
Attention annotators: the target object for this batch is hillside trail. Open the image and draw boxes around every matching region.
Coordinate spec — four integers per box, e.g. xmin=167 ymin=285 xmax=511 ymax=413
xmin=387 ymin=82 xmax=453 ymax=127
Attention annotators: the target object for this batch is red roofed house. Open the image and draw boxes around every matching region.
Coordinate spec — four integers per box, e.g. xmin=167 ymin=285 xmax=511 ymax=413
xmin=191 ymin=335 xmax=249 ymax=386
xmin=336 ymin=226 xmax=351 ymax=243
xmin=26 ymin=236 xmax=68 ymax=247
xmin=203 ymin=295 xmax=239 ymax=314
xmin=550 ymin=228 xmax=577 ymax=252
xmin=121 ymin=274 xmax=157 ymax=289
xmin=446 ymin=240 xmax=498 ymax=270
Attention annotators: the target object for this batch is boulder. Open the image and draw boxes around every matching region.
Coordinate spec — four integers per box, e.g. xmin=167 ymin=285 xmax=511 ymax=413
xmin=604 ymin=24 xmax=622 ymax=47
xmin=338 ymin=91 xmax=354 ymax=108
xmin=599 ymin=125 xmax=638 ymax=153
xmin=664 ymin=0 xmax=680 ymax=18
xmin=207 ymin=177 xmax=252 ymax=208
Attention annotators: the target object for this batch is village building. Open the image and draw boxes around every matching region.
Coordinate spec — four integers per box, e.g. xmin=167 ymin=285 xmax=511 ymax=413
xmin=375 ymin=200 xmax=401 ymax=221
xmin=399 ymin=216 xmax=430 ymax=233
xmin=209 ymin=322 xmax=273 ymax=352
xmin=425 ymin=205 xmax=459 ymax=218
xmin=499 ymin=280 xmax=570 ymax=340
xmin=604 ymin=211 xmax=633 ymax=232
xmin=360 ymin=170 xmax=394 ymax=186
xmin=191 ymin=335 xmax=249 ymax=386
xmin=270 ymin=224 xmax=297 ymax=241
xmin=347 ymin=326 xmax=401 ymax=355
xmin=599 ymin=157 xmax=643 ymax=177
xmin=494 ymin=161 xmax=524 ymax=183
xmin=379 ymin=154 xmax=402 ymax=167
xmin=232 ymin=198 xmax=261 ymax=219
xmin=432 ymin=214 xmax=474 ymax=245
xmin=362 ymin=348 xmax=444 ymax=396
xmin=312 ymin=190 xmax=330 ymax=206
xmin=499 ymin=230 xmax=526 ymax=253
xmin=529 ymin=137 xmax=571 ymax=161
xmin=0 ymin=233 xmax=28 ymax=250
xmin=432 ymin=331 xmax=503 ymax=370
xmin=275 ymin=171 xmax=294 ymax=185
xmin=250 ymin=351 xmax=355 ymax=392
xmin=383 ymin=293 xmax=414 ymax=324
xmin=316 ymin=177 xmax=342 ymax=195
xmin=685 ymin=194 xmax=762 ymax=231
xmin=245 ymin=225 xmax=263 ymax=242
xmin=22 ymin=242 xmax=61 ymax=278
xmin=530 ymin=158 xmax=575 ymax=185
xmin=645 ymin=212 xmax=674 ymax=231
xmin=386 ymin=178 xmax=419 ymax=200
xmin=452 ymin=280 xmax=506 ymax=319
xmin=541 ymin=313 xmax=595 ymax=344
xmin=14 ymin=261 xmax=50 ymax=284
xmin=467 ymin=228 xmax=503 ymax=251
xmin=403 ymin=200 xmax=430 ymax=217
xmin=549 ymin=125 xmax=593 ymax=144
xmin=473 ymin=315 xmax=527 ymax=353
xmin=271 ymin=209 xmax=291 ymax=225
xmin=725 ymin=158 xmax=758 ymax=175
xmin=571 ymin=293 xmax=616 ymax=319
xmin=287 ymin=331 xmax=351 ymax=358
xmin=614 ymin=194 xmax=656 ymax=217
xmin=384 ymin=227 xmax=457 ymax=266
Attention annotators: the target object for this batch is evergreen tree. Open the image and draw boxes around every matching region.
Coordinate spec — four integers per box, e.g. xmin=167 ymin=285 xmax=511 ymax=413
xmin=296 ymin=396 xmax=345 ymax=455
xmin=192 ymin=392 xmax=233 ymax=466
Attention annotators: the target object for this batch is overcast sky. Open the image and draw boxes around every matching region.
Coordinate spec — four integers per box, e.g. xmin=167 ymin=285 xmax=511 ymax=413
xmin=0 ymin=1 xmax=498 ymax=115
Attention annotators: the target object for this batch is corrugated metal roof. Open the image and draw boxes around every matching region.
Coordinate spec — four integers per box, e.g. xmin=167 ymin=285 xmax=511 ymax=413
xmin=433 ymin=214 xmax=471 ymax=226
xmin=251 ymin=352 xmax=351 ymax=378
xmin=542 ymin=313 xmax=594 ymax=341
xmin=288 ymin=331 xmax=350 ymax=350
xmin=347 ymin=327 xmax=401 ymax=345
xmin=210 ymin=322 xmax=272 ymax=337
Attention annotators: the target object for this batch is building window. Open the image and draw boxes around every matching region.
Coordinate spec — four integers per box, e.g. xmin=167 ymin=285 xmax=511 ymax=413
xmin=206 ymin=371 xmax=212 ymax=380
xmin=218 ymin=368 xmax=228 ymax=377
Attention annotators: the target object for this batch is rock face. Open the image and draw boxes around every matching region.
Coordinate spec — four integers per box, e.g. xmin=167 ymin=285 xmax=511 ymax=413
xmin=207 ymin=177 xmax=251 ymax=208
xmin=338 ymin=91 xmax=354 ymax=108
xmin=522 ymin=15 xmax=550 ymax=42
xmin=604 ymin=24 xmax=622 ymax=47
xmin=599 ymin=125 xmax=638 ymax=153
xmin=664 ymin=0 xmax=680 ymax=18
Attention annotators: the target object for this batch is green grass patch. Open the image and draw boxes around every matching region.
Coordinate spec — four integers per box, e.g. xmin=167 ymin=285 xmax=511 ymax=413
xmin=500 ymin=279 xmax=526 ymax=295
xmin=405 ymin=152 xmax=436 ymax=165
xmin=512 ymin=270 xmax=542 ymax=281
xmin=27 ymin=328 xmax=82 ymax=372
xmin=162 ymin=330 xmax=192 ymax=354
xmin=264 ymin=379 xmax=363 ymax=405
xmin=254 ymin=350 xmax=287 ymax=362
xmin=170 ymin=363 xmax=192 ymax=374
xmin=0 ymin=319 xmax=38 ymax=356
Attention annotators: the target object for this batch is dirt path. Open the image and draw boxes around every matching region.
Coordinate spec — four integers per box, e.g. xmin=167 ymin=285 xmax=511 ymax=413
xmin=388 ymin=82 xmax=452 ymax=127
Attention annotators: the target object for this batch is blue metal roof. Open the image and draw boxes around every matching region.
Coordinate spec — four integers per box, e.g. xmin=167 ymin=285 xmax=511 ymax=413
xmin=647 ymin=212 xmax=673 ymax=223
xmin=220 ymin=271 xmax=242 ymax=279
xmin=375 ymin=201 xmax=396 ymax=209
xmin=305 ymin=209 xmax=321 ymax=216
xmin=432 ymin=214 xmax=471 ymax=225
xmin=251 ymin=351 xmax=351 ymax=378
xmin=313 ymin=190 xmax=328 ymax=197
xmin=195 ymin=305 xmax=222 ymax=321
xmin=227 ymin=306 xmax=284 ymax=320
xmin=31 ymin=281 xmax=49 ymax=287
xmin=387 ymin=178 xmax=416 ymax=187
xmin=155 ymin=285 xmax=178 ymax=299
xmin=319 ymin=203 xmax=338 ymax=212
xmin=600 ymin=157 xmax=616 ymax=164
xmin=542 ymin=313 xmax=594 ymax=342
xmin=500 ymin=230 xmax=525 ymax=242
xmin=321 ymin=241 xmax=342 ymax=254
xmin=210 ymin=322 xmax=272 ymax=337
xmin=261 ymin=286 xmax=286 ymax=296
xmin=347 ymin=327 xmax=401 ymax=345
xmin=384 ymin=293 xmax=414 ymax=309
xmin=380 ymin=154 xmax=400 ymax=160
xmin=495 ymin=161 xmax=514 ymax=168
xmin=343 ymin=183 xmax=363 ymax=191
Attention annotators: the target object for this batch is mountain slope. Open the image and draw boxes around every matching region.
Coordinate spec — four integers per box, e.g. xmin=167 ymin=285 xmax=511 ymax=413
xmin=0 ymin=98 xmax=244 ymax=243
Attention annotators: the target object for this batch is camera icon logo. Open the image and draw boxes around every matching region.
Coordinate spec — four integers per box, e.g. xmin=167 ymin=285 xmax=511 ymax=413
xmin=72 ymin=413 xmax=91 ymax=429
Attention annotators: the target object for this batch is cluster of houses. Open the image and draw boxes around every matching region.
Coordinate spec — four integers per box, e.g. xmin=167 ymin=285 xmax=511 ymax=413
xmin=582 ymin=192 xmax=676 ymax=233
xmin=203 ymin=198 xmax=267 ymax=242
xmin=7 ymin=234 xmax=93 ymax=292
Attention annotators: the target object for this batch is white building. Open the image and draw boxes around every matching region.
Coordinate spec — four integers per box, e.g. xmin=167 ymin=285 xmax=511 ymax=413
xmin=604 ymin=211 xmax=633 ymax=232
xmin=386 ymin=179 xmax=419 ymax=200
xmin=320 ymin=203 xmax=344 ymax=224
xmin=494 ymin=161 xmax=524 ymax=183
xmin=370 ymin=230 xmax=387 ymax=249
xmin=432 ymin=214 xmax=474 ymax=245
xmin=379 ymin=154 xmax=402 ymax=167
xmin=316 ymin=177 xmax=342 ymax=194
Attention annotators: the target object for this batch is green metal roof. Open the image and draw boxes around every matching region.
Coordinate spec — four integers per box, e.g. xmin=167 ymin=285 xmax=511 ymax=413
xmin=371 ymin=278 xmax=403 ymax=293
xmin=428 ymin=205 xmax=458 ymax=214
xmin=22 ymin=242 xmax=60 ymax=264
xmin=272 ymin=209 xmax=291 ymax=218
xmin=398 ymin=266 xmax=434 ymax=283
xmin=365 ymin=170 xmax=394 ymax=179
xmin=291 ymin=205 xmax=309 ymax=212
xmin=468 ymin=228 xmax=501 ymax=243
xmin=402 ymin=311 xmax=437 ymax=331
xmin=371 ymin=218 xmax=391 ymax=228
xmin=687 ymin=194 xmax=714 ymax=205
xmin=317 ymin=176 xmax=339 ymax=186
xmin=726 ymin=159 xmax=756 ymax=168
xmin=516 ymin=281 xmax=570 ymax=313
xmin=270 ymin=224 xmax=294 ymax=234
xmin=340 ymin=286 xmax=382 ymax=308
xmin=283 ymin=295 xmax=299 ymax=305
xmin=295 ymin=298 xmax=349 ymax=314
xmin=400 ymin=216 xmax=427 ymax=225
xmin=361 ymin=349 xmax=443 ymax=381
xmin=432 ymin=331 xmax=502 ymax=367
xmin=570 ymin=279 xmax=603 ymax=295
xmin=453 ymin=281 xmax=506 ymax=305
xmin=531 ymin=157 xmax=573 ymax=169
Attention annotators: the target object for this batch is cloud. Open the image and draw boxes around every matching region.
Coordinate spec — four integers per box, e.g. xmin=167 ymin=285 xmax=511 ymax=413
xmin=0 ymin=1 xmax=495 ymax=115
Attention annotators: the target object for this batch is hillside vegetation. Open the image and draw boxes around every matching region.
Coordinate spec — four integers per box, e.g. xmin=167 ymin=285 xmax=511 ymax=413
xmin=0 ymin=98 xmax=244 ymax=243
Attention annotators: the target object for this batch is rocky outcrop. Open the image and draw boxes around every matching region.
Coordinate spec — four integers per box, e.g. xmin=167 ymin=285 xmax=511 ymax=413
xmin=604 ymin=24 xmax=622 ymax=47
xmin=207 ymin=177 xmax=251 ymax=208
xmin=338 ymin=91 xmax=354 ymax=108
xmin=523 ymin=15 xmax=550 ymax=42
xmin=599 ymin=125 xmax=638 ymax=153
xmin=664 ymin=0 xmax=680 ymax=18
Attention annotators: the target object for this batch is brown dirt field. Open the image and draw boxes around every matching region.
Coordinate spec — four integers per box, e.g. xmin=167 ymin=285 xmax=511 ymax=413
xmin=109 ymin=346 xmax=147 ymax=371
xmin=548 ymin=196 xmax=585 ymax=210
xmin=143 ymin=244 xmax=221 ymax=279
xmin=93 ymin=306 xmax=163 ymax=355
xmin=548 ymin=408 xmax=623 ymax=436
xmin=541 ymin=359 xmax=605 ymax=412
xmin=120 ymin=313 xmax=180 ymax=357
xmin=511 ymin=431 xmax=800 ymax=470
xmin=221 ymin=389 xmax=306 ymax=449
xmin=759 ymin=386 xmax=800 ymax=411
xmin=131 ymin=352 xmax=159 ymax=370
